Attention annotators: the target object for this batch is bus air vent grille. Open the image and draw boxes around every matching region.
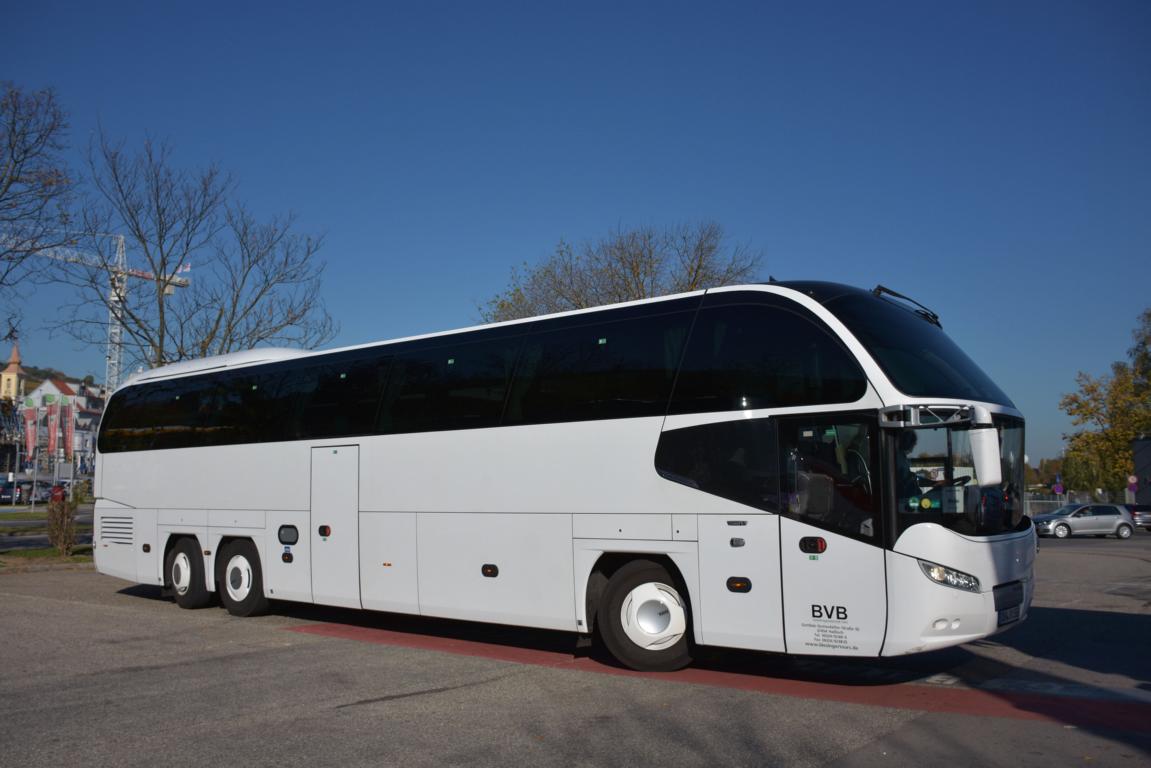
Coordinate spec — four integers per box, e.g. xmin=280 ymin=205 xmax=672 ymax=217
xmin=99 ymin=515 xmax=133 ymax=545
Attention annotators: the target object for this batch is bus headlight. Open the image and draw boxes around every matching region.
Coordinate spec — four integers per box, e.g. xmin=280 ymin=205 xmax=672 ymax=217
xmin=918 ymin=560 xmax=981 ymax=593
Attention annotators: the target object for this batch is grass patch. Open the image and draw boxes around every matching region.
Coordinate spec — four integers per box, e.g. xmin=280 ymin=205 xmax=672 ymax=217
xmin=0 ymin=510 xmax=49 ymax=521
xmin=0 ymin=544 xmax=93 ymax=567
xmin=0 ymin=524 xmax=92 ymax=536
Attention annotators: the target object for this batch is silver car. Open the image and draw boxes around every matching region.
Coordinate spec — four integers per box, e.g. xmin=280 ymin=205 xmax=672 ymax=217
xmin=1033 ymin=504 xmax=1136 ymax=539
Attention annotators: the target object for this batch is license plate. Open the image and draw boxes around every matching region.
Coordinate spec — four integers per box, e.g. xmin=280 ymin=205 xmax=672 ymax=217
xmin=997 ymin=604 xmax=1021 ymax=626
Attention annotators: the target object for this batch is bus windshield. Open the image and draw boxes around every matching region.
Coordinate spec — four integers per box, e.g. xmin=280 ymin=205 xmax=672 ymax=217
xmin=824 ymin=292 xmax=1014 ymax=407
xmin=892 ymin=418 xmax=1026 ymax=538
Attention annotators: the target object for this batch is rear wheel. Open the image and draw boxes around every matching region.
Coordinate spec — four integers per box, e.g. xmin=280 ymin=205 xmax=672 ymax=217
xmin=166 ymin=538 xmax=211 ymax=609
xmin=218 ymin=540 xmax=270 ymax=617
xmin=598 ymin=560 xmax=691 ymax=672
xmin=1053 ymin=523 xmax=1071 ymax=539
xmin=1116 ymin=524 xmax=1133 ymax=540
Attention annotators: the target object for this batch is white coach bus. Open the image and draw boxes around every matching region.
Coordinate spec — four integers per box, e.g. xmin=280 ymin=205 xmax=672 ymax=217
xmin=94 ymin=282 xmax=1034 ymax=671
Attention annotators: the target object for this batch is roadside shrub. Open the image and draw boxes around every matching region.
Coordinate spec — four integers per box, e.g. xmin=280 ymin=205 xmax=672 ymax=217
xmin=46 ymin=496 xmax=78 ymax=557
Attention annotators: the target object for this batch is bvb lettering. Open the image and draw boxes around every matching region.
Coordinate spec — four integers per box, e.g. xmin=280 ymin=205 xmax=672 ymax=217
xmin=811 ymin=604 xmax=848 ymax=620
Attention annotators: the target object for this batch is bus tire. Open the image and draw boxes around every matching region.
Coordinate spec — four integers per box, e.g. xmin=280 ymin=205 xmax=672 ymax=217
xmin=218 ymin=540 xmax=270 ymax=617
xmin=166 ymin=538 xmax=212 ymax=609
xmin=598 ymin=559 xmax=692 ymax=672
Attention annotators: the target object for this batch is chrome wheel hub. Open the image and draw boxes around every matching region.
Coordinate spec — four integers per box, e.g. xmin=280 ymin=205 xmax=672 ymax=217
xmin=619 ymin=582 xmax=686 ymax=651
xmin=225 ymin=554 xmax=253 ymax=603
xmin=171 ymin=552 xmax=192 ymax=595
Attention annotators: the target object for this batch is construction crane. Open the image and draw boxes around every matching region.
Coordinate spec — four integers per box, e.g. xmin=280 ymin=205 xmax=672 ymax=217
xmin=36 ymin=234 xmax=190 ymax=392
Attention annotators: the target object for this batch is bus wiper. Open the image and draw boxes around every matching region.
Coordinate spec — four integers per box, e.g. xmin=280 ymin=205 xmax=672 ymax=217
xmin=872 ymin=285 xmax=942 ymax=328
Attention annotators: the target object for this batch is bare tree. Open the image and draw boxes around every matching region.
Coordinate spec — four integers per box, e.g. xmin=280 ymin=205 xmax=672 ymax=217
xmin=51 ymin=129 xmax=336 ymax=371
xmin=481 ymin=221 xmax=762 ymax=322
xmin=0 ymin=82 xmax=72 ymax=288
xmin=173 ymin=206 xmax=335 ymax=359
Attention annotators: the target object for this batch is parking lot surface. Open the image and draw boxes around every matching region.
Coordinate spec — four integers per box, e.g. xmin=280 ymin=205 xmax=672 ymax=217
xmin=1 ymin=534 xmax=1149 ymax=767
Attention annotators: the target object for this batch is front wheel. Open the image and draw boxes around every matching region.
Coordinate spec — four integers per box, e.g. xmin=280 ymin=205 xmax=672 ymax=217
xmin=1053 ymin=523 xmax=1071 ymax=539
xmin=1116 ymin=524 xmax=1133 ymax=539
xmin=598 ymin=560 xmax=692 ymax=672
xmin=218 ymin=540 xmax=270 ymax=617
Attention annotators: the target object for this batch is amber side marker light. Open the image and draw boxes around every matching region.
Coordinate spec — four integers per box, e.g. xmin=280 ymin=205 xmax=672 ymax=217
xmin=726 ymin=577 xmax=752 ymax=593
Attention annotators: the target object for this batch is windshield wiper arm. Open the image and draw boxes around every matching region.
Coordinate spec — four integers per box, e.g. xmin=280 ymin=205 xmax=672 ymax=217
xmin=872 ymin=284 xmax=942 ymax=328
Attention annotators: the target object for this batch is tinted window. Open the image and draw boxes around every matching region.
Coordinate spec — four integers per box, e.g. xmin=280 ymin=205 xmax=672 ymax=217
xmin=505 ymin=310 xmax=693 ymax=424
xmin=825 ymin=292 xmax=1013 ymax=406
xmin=99 ymin=384 xmax=158 ymax=452
xmin=655 ymin=418 xmax=780 ymax=512
xmin=98 ymin=350 xmax=393 ymax=452
xmin=779 ymin=415 xmax=878 ymax=541
xmin=669 ymin=299 xmax=867 ymax=415
xmin=378 ymin=336 xmax=521 ymax=433
xmin=296 ymin=352 xmax=391 ymax=439
xmin=98 ymin=298 xmax=702 ymax=451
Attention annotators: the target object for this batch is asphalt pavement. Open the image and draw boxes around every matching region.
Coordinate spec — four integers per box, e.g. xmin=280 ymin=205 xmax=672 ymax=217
xmin=0 ymin=531 xmax=1148 ymax=767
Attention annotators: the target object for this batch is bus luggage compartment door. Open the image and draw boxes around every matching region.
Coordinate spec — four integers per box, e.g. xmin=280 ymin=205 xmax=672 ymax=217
xmin=310 ymin=445 xmax=362 ymax=608
xmin=697 ymin=513 xmax=785 ymax=652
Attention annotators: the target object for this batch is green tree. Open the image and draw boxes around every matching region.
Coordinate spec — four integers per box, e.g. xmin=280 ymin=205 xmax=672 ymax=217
xmin=1060 ymin=357 xmax=1151 ymax=496
xmin=1128 ymin=307 xmax=1151 ymax=392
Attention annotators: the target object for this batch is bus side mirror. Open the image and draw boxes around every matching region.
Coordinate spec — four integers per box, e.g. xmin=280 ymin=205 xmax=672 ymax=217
xmin=969 ymin=426 xmax=1002 ymax=488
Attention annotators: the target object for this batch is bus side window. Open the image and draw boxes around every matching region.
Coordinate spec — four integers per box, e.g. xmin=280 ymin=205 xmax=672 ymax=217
xmin=298 ymin=353 xmax=391 ymax=439
xmin=655 ymin=418 xmax=781 ymax=512
xmin=668 ymin=301 xmax=867 ymax=415
xmin=377 ymin=337 xmax=519 ymax=434
xmin=146 ymin=379 xmax=204 ymax=449
xmin=506 ymin=311 xmax=692 ymax=425
xmin=778 ymin=418 xmax=877 ymax=541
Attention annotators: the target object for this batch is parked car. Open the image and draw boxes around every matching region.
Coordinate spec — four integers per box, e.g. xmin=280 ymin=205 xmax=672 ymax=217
xmin=1033 ymin=504 xmax=1135 ymax=539
xmin=21 ymin=483 xmax=51 ymax=504
xmin=0 ymin=482 xmax=23 ymax=504
xmin=1127 ymin=504 xmax=1151 ymax=532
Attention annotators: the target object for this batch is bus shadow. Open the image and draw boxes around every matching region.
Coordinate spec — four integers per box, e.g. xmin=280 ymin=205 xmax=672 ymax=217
xmin=265 ymin=599 xmax=1149 ymax=692
xmin=126 ymin=586 xmax=1151 ymax=750
xmin=272 ymin=600 xmax=586 ymax=657
xmin=117 ymin=584 xmax=166 ymax=601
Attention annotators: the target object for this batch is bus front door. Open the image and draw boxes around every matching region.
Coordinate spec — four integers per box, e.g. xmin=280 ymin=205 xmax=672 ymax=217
xmin=777 ymin=416 xmax=887 ymax=656
xmin=310 ymin=445 xmax=362 ymax=608
xmin=779 ymin=518 xmax=886 ymax=655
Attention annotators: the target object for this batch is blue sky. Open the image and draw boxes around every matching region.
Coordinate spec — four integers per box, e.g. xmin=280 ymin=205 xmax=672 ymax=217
xmin=3 ymin=1 xmax=1149 ymax=461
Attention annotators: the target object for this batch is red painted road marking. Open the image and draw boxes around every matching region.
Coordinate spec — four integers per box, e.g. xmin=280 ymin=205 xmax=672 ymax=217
xmin=287 ymin=622 xmax=1149 ymax=732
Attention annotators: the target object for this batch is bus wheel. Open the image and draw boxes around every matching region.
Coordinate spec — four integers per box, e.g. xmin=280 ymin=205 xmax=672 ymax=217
xmin=166 ymin=538 xmax=211 ymax=609
xmin=218 ymin=540 xmax=270 ymax=617
xmin=598 ymin=560 xmax=691 ymax=672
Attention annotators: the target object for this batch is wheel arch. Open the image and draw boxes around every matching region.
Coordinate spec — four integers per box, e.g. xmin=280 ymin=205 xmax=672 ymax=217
xmin=573 ymin=542 xmax=700 ymax=643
